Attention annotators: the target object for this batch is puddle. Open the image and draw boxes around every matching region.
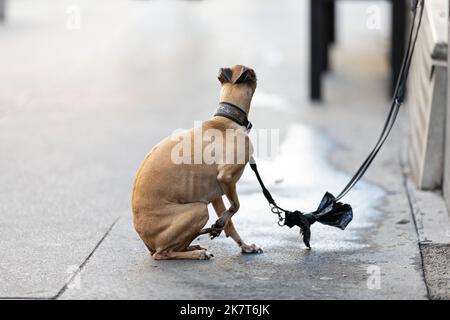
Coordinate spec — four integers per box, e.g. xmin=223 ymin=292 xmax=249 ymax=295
xmin=222 ymin=123 xmax=385 ymax=252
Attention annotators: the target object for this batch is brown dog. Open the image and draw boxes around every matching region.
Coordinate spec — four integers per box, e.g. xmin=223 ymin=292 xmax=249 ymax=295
xmin=132 ymin=65 xmax=262 ymax=260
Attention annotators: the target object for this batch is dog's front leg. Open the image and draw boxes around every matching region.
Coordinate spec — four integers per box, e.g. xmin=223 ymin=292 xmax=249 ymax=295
xmin=209 ymin=165 xmax=243 ymax=239
xmin=211 ymin=197 xmax=242 ymax=243
xmin=209 ymin=183 xmax=238 ymax=239
xmin=212 ymin=197 xmax=263 ymax=253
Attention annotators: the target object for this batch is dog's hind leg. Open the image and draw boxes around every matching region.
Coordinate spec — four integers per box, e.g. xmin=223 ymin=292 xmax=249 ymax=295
xmin=144 ymin=244 xmax=156 ymax=255
xmin=152 ymin=202 xmax=211 ymax=260
xmin=153 ymin=250 xmax=213 ymax=260
xmin=211 ymin=197 xmax=262 ymax=254
xmin=186 ymin=244 xmax=207 ymax=251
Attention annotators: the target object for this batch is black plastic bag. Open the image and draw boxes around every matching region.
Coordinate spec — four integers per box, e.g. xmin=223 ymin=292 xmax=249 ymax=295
xmin=284 ymin=192 xmax=353 ymax=248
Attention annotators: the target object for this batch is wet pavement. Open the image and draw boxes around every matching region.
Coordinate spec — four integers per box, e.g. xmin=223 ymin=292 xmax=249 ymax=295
xmin=0 ymin=0 xmax=430 ymax=299
xmin=61 ymin=123 xmax=426 ymax=300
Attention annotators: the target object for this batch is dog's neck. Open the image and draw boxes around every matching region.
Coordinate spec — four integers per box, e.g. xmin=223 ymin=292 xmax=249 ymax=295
xmin=219 ymin=86 xmax=253 ymax=115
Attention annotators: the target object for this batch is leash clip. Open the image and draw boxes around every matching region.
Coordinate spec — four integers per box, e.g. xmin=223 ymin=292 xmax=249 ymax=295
xmin=246 ymin=121 xmax=253 ymax=131
xmin=270 ymin=204 xmax=286 ymax=226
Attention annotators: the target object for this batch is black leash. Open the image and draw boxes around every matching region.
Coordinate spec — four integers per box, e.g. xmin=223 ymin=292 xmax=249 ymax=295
xmin=335 ymin=0 xmax=424 ymax=201
xmin=249 ymin=0 xmax=424 ymax=248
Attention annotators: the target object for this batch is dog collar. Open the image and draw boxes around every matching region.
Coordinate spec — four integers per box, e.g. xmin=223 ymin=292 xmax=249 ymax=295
xmin=214 ymin=102 xmax=252 ymax=131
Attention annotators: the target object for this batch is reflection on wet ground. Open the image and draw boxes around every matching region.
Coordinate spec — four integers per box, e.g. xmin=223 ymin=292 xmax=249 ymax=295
xmin=207 ymin=124 xmax=385 ymax=253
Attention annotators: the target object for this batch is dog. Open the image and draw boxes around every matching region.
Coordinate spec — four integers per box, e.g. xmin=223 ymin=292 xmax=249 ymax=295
xmin=132 ymin=65 xmax=262 ymax=260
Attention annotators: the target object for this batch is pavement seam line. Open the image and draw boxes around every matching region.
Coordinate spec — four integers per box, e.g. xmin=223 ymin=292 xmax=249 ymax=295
xmin=399 ymin=143 xmax=432 ymax=299
xmin=52 ymin=217 xmax=121 ymax=300
xmin=0 ymin=296 xmax=52 ymax=300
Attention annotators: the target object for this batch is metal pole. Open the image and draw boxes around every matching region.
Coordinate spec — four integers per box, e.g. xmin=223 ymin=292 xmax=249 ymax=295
xmin=0 ymin=0 xmax=5 ymax=22
xmin=390 ymin=0 xmax=407 ymax=95
xmin=310 ymin=0 xmax=326 ymax=101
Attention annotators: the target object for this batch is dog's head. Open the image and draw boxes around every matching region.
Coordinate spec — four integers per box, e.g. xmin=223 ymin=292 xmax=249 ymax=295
xmin=217 ymin=65 xmax=257 ymax=103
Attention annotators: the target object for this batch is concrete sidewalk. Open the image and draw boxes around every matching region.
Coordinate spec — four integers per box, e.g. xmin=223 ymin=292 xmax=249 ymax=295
xmin=0 ymin=0 xmax=447 ymax=299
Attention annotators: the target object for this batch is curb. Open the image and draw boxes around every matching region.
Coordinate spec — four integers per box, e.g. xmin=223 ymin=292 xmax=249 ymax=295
xmin=404 ymin=176 xmax=450 ymax=299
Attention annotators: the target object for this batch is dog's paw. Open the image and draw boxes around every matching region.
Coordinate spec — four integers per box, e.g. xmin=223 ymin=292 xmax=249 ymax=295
xmin=209 ymin=223 xmax=224 ymax=239
xmin=199 ymin=250 xmax=214 ymax=260
xmin=241 ymin=243 xmax=263 ymax=254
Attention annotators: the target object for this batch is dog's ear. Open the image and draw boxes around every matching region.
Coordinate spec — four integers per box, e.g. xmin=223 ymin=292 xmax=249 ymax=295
xmin=233 ymin=66 xmax=257 ymax=84
xmin=218 ymin=67 xmax=233 ymax=84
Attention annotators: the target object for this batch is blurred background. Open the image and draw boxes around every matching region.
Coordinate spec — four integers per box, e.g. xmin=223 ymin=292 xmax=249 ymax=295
xmin=0 ymin=0 xmax=394 ymax=193
xmin=0 ymin=0 xmax=392 ymax=116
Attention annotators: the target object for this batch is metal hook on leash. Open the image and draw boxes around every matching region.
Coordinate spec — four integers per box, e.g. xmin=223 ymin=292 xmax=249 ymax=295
xmin=270 ymin=205 xmax=285 ymax=226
